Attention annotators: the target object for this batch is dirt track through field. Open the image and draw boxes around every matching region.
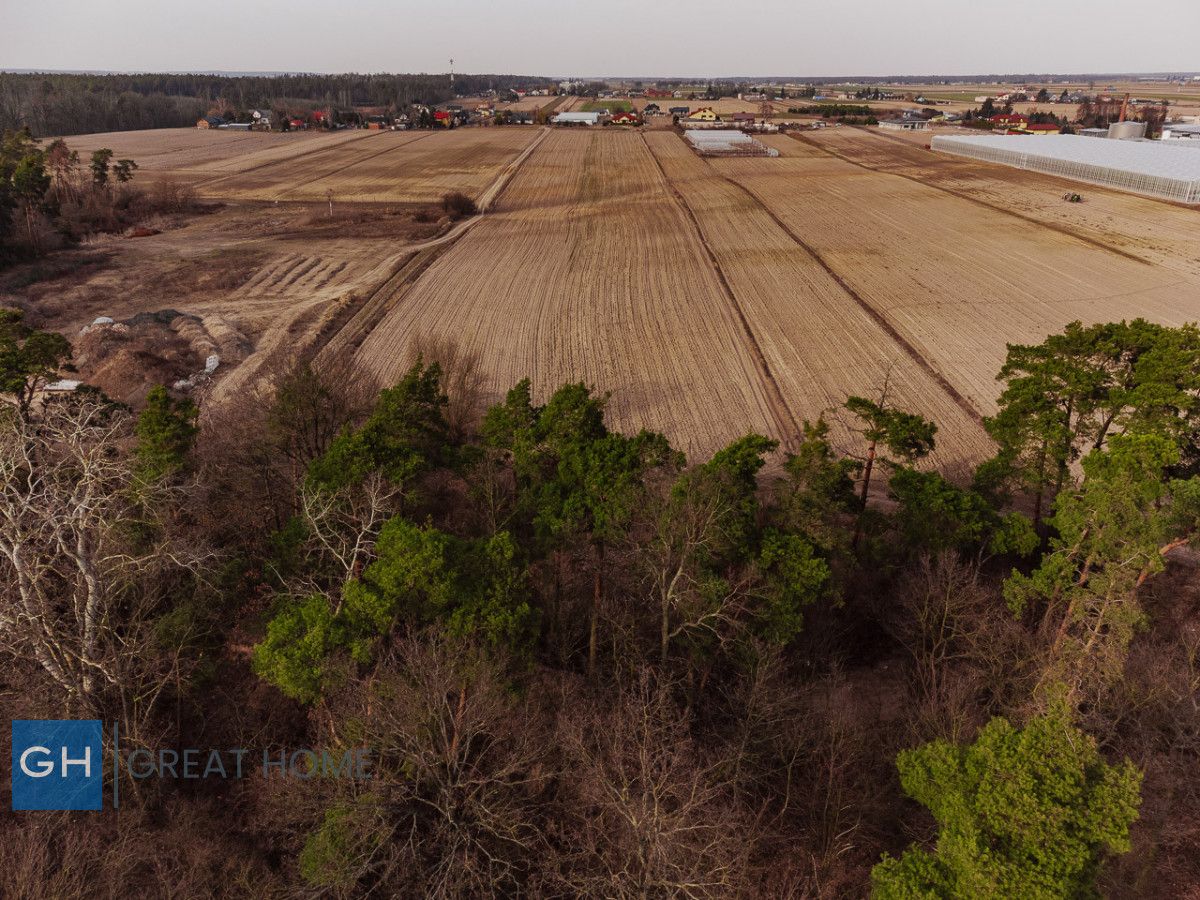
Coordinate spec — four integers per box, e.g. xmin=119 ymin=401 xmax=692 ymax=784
xmin=639 ymin=133 xmax=800 ymax=445
xmin=349 ymin=129 xmax=784 ymax=460
xmin=714 ymin=171 xmax=984 ymax=426
xmin=789 ymin=130 xmax=1152 ymax=266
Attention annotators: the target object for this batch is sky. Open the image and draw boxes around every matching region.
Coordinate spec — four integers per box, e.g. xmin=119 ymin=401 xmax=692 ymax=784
xmin=5 ymin=0 xmax=1200 ymax=79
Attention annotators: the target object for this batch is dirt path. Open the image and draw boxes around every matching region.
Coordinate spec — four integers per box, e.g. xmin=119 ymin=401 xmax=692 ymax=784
xmin=311 ymin=127 xmax=552 ymax=368
xmin=791 ymin=129 xmax=1152 ymax=266
xmin=640 ymin=132 xmax=801 ymax=447
xmin=712 ymin=168 xmax=985 ymax=427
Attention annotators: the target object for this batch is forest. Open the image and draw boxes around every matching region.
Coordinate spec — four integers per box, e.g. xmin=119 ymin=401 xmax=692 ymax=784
xmin=0 ymin=72 xmax=546 ymax=137
xmin=0 ymin=309 xmax=1198 ymax=897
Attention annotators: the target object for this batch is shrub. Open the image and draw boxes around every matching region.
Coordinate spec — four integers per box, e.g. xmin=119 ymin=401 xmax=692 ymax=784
xmin=441 ymin=191 xmax=477 ymax=221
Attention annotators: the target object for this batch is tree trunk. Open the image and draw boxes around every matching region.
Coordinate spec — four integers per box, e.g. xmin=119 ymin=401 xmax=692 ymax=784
xmin=588 ymin=542 xmax=603 ymax=678
xmin=1032 ymin=440 xmax=1048 ymax=535
xmin=851 ymin=439 xmax=877 ymax=549
xmin=660 ymin=585 xmax=670 ymax=666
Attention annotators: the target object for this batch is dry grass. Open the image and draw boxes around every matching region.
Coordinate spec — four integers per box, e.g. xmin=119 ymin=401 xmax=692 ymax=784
xmin=59 ymin=127 xmax=542 ymax=205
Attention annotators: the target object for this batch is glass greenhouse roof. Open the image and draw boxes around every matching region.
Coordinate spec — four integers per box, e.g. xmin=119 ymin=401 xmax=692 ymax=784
xmin=931 ymin=134 xmax=1200 ymax=204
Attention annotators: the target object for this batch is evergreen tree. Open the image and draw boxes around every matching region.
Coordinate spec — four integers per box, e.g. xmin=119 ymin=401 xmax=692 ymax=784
xmin=135 ymin=385 xmax=199 ymax=481
xmin=872 ymin=709 xmax=1142 ymax=899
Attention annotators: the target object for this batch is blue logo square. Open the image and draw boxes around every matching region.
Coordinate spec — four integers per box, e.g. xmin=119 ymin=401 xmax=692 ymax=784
xmin=11 ymin=720 xmax=103 ymax=811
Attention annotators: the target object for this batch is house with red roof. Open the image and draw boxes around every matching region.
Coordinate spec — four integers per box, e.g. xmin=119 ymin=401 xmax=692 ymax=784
xmin=1024 ymin=121 xmax=1061 ymax=134
xmin=989 ymin=113 xmax=1028 ymax=129
xmin=610 ymin=111 xmax=641 ymax=125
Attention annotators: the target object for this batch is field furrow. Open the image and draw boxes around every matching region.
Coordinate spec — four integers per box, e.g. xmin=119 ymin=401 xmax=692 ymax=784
xmin=643 ymin=131 xmax=990 ymax=469
xmin=352 ymin=129 xmax=782 ymax=460
xmin=713 ymin=136 xmax=1199 ymax=419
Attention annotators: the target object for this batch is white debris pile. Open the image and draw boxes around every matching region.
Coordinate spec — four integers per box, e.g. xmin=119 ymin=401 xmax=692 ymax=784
xmin=174 ymin=354 xmax=221 ymax=392
xmin=79 ymin=316 xmax=129 ymax=336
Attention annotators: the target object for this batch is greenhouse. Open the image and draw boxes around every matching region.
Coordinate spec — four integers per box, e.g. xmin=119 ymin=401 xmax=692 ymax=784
xmin=684 ymin=129 xmax=779 ymax=157
xmin=931 ymin=134 xmax=1200 ymax=204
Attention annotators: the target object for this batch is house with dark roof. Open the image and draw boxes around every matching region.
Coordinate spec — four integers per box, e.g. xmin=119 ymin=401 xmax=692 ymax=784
xmin=669 ymin=106 xmax=691 ymax=117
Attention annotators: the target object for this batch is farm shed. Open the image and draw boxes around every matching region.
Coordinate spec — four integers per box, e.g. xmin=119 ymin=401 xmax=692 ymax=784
xmin=878 ymin=119 xmax=928 ymax=131
xmin=669 ymin=106 xmax=691 ymax=117
xmin=931 ymin=134 xmax=1200 ymax=204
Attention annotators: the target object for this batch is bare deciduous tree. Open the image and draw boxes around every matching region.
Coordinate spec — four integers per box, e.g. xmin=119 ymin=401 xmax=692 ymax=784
xmin=407 ymin=333 xmax=486 ymax=442
xmin=0 ymin=398 xmax=210 ymax=737
xmin=558 ymin=671 xmax=748 ymax=897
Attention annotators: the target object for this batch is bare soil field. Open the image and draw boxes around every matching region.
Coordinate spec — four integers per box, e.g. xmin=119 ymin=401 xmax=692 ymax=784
xmin=709 ymin=131 xmax=1198 ymax=419
xmin=816 ymin=126 xmax=1200 ymax=279
xmin=59 ymin=127 xmax=541 ymax=203
xmin=15 ymin=122 xmax=1197 ymax=465
xmin=641 ymin=131 xmax=989 ymax=468
xmin=349 ymin=128 xmax=783 ymax=460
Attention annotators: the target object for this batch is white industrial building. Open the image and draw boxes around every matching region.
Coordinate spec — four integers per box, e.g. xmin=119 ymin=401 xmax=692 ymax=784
xmin=551 ymin=111 xmax=605 ymax=126
xmin=878 ymin=119 xmax=928 ymax=131
xmin=931 ymin=133 xmax=1200 ymax=204
xmin=1162 ymin=123 xmax=1200 ymax=141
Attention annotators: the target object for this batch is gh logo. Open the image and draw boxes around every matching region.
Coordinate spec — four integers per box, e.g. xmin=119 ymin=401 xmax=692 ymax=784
xmin=11 ymin=720 xmax=103 ymax=810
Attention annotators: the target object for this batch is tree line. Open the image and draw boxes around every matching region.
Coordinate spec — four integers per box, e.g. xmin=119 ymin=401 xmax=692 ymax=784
xmin=0 ymin=71 xmax=549 ymax=137
xmin=0 ymin=315 xmax=1198 ymax=896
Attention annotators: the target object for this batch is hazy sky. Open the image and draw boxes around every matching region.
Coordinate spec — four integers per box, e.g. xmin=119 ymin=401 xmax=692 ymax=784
xmin=6 ymin=0 xmax=1200 ymax=78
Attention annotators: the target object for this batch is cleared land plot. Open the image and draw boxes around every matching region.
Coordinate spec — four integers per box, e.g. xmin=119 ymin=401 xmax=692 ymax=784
xmin=643 ymin=131 xmax=989 ymax=468
xmin=60 ymin=127 xmax=541 ymax=203
xmin=61 ymin=128 xmax=372 ymax=187
xmin=711 ymin=132 xmax=1198 ymax=419
xmin=813 ymin=127 xmax=1200 ymax=279
xmin=215 ymin=128 xmax=538 ymax=203
xmin=352 ymin=129 xmax=783 ymax=460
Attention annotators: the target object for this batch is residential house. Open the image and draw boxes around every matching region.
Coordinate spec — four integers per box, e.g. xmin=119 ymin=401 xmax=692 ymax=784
xmin=610 ymin=111 xmax=641 ymax=125
xmin=687 ymin=107 xmax=720 ymax=122
xmin=668 ymin=106 xmax=690 ymax=117
xmin=988 ymin=113 xmax=1029 ymax=130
